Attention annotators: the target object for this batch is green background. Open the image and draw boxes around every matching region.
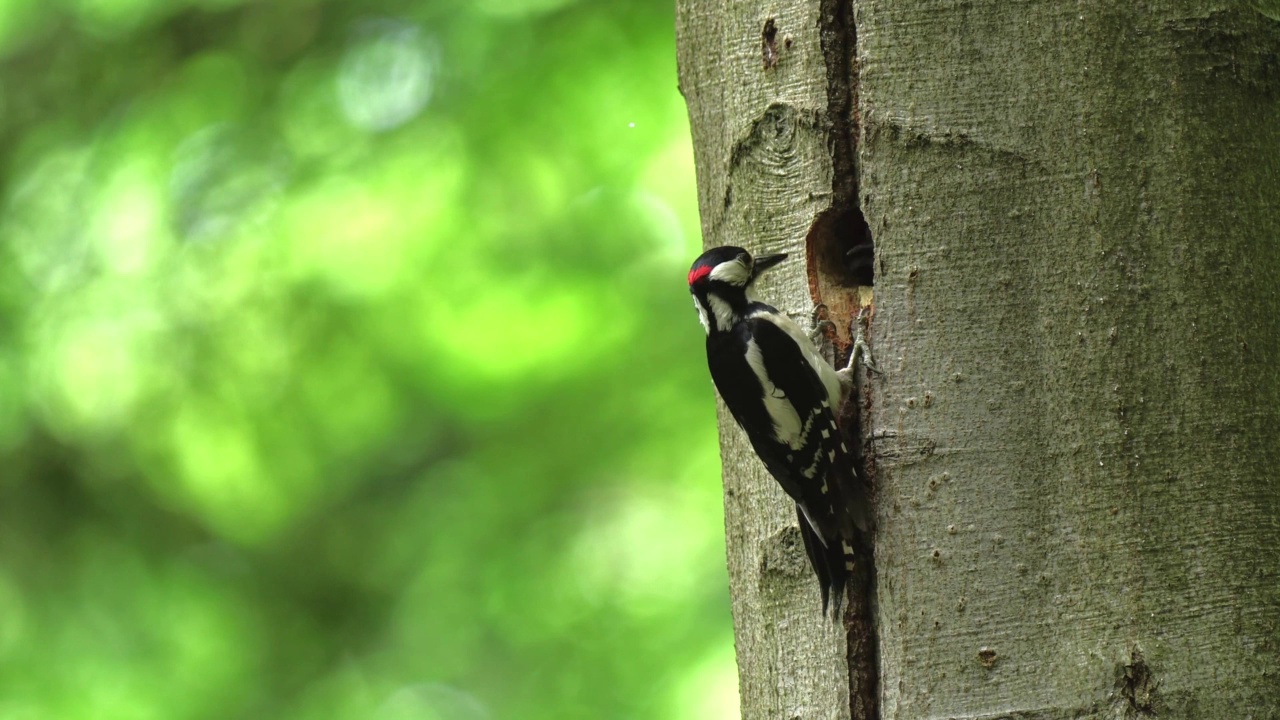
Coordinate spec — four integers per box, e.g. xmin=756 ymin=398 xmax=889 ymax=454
xmin=0 ymin=0 xmax=735 ymax=717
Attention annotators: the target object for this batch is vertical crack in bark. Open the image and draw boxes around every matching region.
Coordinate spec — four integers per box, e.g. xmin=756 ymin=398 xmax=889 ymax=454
xmin=809 ymin=0 xmax=874 ymax=299
xmin=820 ymin=0 xmax=856 ymax=214
xmin=814 ymin=1 xmax=879 ymax=719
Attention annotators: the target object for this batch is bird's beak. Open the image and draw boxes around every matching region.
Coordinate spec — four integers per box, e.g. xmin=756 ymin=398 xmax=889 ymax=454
xmin=750 ymin=253 xmax=788 ymax=282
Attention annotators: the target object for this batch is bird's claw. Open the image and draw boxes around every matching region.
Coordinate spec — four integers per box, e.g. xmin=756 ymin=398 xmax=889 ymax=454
xmin=845 ymin=307 xmax=881 ymax=376
xmin=809 ymin=304 xmax=839 ymax=367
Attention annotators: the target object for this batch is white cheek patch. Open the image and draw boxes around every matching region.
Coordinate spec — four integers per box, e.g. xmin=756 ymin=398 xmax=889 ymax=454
xmin=709 ymin=259 xmax=750 ymax=285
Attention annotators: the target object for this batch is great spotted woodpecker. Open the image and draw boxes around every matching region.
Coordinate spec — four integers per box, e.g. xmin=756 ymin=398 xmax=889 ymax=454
xmin=689 ymin=245 xmax=868 ymax=616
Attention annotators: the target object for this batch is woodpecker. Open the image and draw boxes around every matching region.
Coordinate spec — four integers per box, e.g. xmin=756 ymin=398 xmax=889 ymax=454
xmin=689 ymin=245 xmax=868 ymax=616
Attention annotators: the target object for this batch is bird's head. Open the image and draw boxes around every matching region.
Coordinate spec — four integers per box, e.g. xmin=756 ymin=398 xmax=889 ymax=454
xmin=688 ymin=246 xmax=788 ymax=334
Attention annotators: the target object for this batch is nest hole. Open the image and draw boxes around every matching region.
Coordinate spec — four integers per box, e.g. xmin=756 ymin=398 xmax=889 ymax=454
xmin=806 ymin=206 xmax=874 ymax=288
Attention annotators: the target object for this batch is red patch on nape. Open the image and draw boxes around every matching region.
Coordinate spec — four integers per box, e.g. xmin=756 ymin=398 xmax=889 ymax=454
xmin=688 ymin=265 xmax=713 ymax=286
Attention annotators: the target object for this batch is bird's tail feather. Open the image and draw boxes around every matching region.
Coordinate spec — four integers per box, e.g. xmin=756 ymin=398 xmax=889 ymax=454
xmin=796 ymin=504 xmax=856 ymax=621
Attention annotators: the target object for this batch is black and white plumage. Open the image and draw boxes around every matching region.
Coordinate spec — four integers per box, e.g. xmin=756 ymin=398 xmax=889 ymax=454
xmin=689 ymin=245 xmax=868 ymax=616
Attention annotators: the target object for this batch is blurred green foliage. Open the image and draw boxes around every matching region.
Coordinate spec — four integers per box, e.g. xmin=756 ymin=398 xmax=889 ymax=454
xmin=0 ymin=1 xmax=734 ymax=718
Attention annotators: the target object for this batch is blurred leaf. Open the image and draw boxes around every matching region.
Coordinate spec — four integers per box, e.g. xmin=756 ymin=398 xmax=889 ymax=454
xmin=0 ymin=2 xmax=735 ymax=719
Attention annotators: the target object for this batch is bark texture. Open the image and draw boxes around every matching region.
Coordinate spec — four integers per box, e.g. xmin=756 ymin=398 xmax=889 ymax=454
xmin=677 ymin=2 xmax=868 ymax=719
xmin=857 ymin=2 xmax=1280 ymax=719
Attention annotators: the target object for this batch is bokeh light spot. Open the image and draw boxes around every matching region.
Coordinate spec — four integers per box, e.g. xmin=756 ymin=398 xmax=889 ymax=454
xmin=671 ymin=642 xmax=741 ymax=720
xmin=169 ymin=402 xmax=286 ymax=543
xmin=36 ymin=316 xmax=148 ymax=434
xmin=91 ymin=161 xmax=165 ymax=275
xmin=74 ymin=0 xmax=166 ymax=37
xmin=475 ymin=0 xmax=580 ymax=19
xmin=377 ymin=684 xmax=490 ymax=720
xmin=639 ymin=133 xmax=702 ymax=261
xmin=5 ymin=148 xmax=93 ymax=292
xmin=170 ymin=124 xmax=290 ymax=244
xmin=428 ymin=284 xmax=595 ymax=384
xmin=0 ymin=0 xmax=49 ymax=57
xmin=337 ymin=19 xmax=437 ymax=133
xmin=568 ymin=485 xmax=719 ymax=612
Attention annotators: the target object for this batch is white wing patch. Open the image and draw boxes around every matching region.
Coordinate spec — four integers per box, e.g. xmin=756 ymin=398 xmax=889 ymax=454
xmin=747 ymin=308 xmax=842 ymax=407
xmin=745 ymin=337 xmax=816 ymax=450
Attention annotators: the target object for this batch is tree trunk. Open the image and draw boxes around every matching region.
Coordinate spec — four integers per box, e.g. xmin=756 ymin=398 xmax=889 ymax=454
xmin=860 ymin=2 xmax=1280 ymax=717
xmin=679 ymin=0 xmax=1280 ymax=718
xmin=677 ymin=2 xmax=874 ymax=719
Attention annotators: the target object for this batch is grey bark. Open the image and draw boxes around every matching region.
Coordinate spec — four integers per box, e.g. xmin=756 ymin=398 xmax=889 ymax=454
xmin=860 ymin=2 xmax=1280 ymax=718
xmin=679 ymin=0 xmax=1280 ymax=719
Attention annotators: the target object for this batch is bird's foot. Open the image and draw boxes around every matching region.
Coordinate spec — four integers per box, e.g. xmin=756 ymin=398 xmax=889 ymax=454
xmin=840 ymin=306 xmax=880 ymax=379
